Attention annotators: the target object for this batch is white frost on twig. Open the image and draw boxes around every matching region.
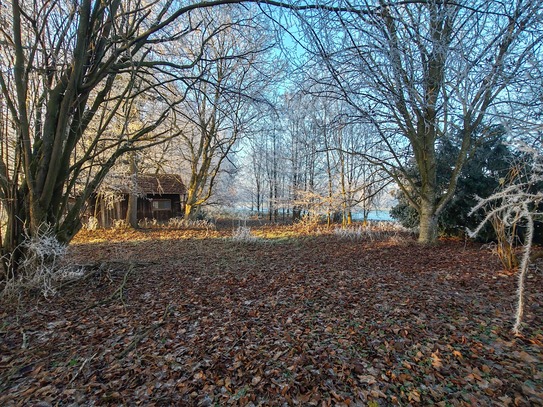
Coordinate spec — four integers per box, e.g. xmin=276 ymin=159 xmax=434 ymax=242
xmin=468 ymin=142 xmax=542 ymax=335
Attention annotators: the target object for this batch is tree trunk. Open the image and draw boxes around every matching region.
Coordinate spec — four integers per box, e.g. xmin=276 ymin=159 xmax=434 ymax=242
xmin=1 ymin=189 xmax=25 ymax=277
xmin=126 ymin=191 xmax=138 ymax=228
xmin=126 ymin=154 xmax=138 ymax=228
xmin=415 ymin=104 xmax=439 ymax=244
xmin=184 ymin=199 xmax=197 ymax=220
xmin=256 ymin=180 xmax=261 ymax=217
xmin=418 ymin=198 xmax=438 ymax=244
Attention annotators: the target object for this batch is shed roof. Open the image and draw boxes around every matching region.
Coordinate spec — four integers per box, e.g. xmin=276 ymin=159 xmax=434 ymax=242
xmin=100 ymin=173 xmax=185 ymax=195
xmin=136 ymin=174 xmax=185 ymax=195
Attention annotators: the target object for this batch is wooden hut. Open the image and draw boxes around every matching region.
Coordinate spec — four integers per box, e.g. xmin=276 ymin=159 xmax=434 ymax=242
xmin=90 ymin=174 xmax=186 ymax=227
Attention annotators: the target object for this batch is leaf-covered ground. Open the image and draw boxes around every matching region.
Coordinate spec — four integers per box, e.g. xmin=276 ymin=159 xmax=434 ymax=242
xmin=1 ymin=225 xmax=542 ymax=406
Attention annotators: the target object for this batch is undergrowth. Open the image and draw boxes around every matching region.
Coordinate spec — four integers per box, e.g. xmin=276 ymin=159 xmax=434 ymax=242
xmin=1 ymin=225 xmax=83 ymax=299
xmin=333 ymin=222 xmax=408 ymax=242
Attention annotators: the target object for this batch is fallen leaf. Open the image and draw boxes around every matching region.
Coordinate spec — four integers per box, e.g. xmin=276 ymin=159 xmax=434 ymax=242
xmin=431 ymin=351 xmax=443 ymax=369
xmin=408 ymin=389 xmax=421 ymax=402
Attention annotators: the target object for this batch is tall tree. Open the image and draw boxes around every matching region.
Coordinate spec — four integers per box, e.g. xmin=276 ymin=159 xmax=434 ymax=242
xmin=169 ymin=7 xmax=277 ymax=219
xmin=295 ymin=0 xmax=543 ymax=243
xmin=0 ymin=0 xmax=291 ymax=274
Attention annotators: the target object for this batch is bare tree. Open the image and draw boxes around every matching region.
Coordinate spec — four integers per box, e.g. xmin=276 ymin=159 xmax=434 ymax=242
xmin=334 ymin=120 xmax=391 ymax=225
xmin=0 ymin=0 xmax=172 ymax=269
xmin=167 ymin=7 xmax=277 ymax=219
xmin=248 ymin=136 xmax=267 ymax=216
xmin=295 ymin=0 xmax=543 ymax=243
xmin=275 ymin=88 xmax=391 ymax=225
xmin=0 ymin=0 xmax=303 ymax=275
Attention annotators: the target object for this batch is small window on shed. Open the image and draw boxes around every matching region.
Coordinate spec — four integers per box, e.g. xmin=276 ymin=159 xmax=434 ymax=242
xmin=152 ymin=199 xmax=171 ymax=211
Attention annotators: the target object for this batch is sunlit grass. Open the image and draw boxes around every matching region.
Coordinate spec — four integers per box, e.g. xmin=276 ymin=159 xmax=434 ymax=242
xmin=72 ymin=220 xmax=409 ymax=246
xmin=72 ymin=228 xmax=225 ymax=244
xmin=250 ymin=227 xmax=312 ymax=240
xmin=73 ymin=222 xmax=312 ymax=244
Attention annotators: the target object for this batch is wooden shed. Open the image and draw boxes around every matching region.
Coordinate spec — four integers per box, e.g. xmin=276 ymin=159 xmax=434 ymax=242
xmin=90 ymin=174 xmax=186 ymax=227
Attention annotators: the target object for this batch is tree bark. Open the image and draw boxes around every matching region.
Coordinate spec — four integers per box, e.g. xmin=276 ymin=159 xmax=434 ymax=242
xmin=126 ymin=153 xmax=138 ymax=228
xmin=184 ymin=202 xmax=196 ymax=220
xmin=418 ymin=198 xmax=438 ymax=244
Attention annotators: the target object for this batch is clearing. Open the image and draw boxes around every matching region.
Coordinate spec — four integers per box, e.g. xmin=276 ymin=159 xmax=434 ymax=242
xmin=1 ymin=224 xmax=542 ymax=406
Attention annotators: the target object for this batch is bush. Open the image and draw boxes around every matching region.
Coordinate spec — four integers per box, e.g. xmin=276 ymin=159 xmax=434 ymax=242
xmin=2 ymin=226 xmax=83 ymax=299
xmin=137 ymin=217 xmax=216 ymax=231
xmin=333 ymin=221 xmax=410 ymax=242
xmin=293 ymin=214 xmax=322 ymax=234
xmin=391 ymin=130 xmax=513 ymax=240
xmin=232 ymin=226 xmax=258 ymax=242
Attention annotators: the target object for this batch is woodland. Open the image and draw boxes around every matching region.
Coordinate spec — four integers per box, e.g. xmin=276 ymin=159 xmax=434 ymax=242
xmin=1 ymin=0 xmax=543 ymax=405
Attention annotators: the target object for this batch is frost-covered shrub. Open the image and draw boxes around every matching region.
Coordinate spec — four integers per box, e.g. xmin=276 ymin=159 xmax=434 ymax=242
xmin=232 ymin=226 xmax=258 ymax=242
xmin=167 ymin=217 xmax=185 ymax=228
xmin=137 ymin=217 xmax=216 ymax=230
xmin=137 ymin=218 xmax=158 ymax=228
xmin=138 ymin=218 xmax=149 ymax=228
xmin=294 ymin=214 xmax=322 ymax=234
xmin=113 ymin=219 xmax=129 ymax=229
xmin=334 ymin=222 xmax=408 ymax=242
xmin=193 ymin=219 xmax=216 ymax=231
xmin=2 ymin=225 xmax=83 ymax=299
xmin=333 ymin=225 xmax=370 ymax=241
xmin=469 ymin=142 xmax=543 ymax=334
xmin=85 ymin=216 xmax=99 ymax=231
xmin=169 ymin=218 xmax=216 ymax=230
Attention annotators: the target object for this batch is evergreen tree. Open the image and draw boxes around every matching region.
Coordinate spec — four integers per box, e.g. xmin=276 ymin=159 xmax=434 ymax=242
xmin=391 ymin=127 xmax=513 ymax=240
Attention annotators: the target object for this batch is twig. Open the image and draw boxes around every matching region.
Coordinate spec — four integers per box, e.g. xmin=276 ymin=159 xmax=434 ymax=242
xmin=58 ymin=260 xmax=157 ymax=291
xmin=82 ymin=263 xmax=135 ymax=312
xmin=117 ymin=304 xmax=173 ymax=359
xmin=68 ymin=352 xmax=98 ymax=385
xmin=57 ymin=264 xmax=106 ymax=291
xmin=116 ymin=265 xmax=132 ymax=307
